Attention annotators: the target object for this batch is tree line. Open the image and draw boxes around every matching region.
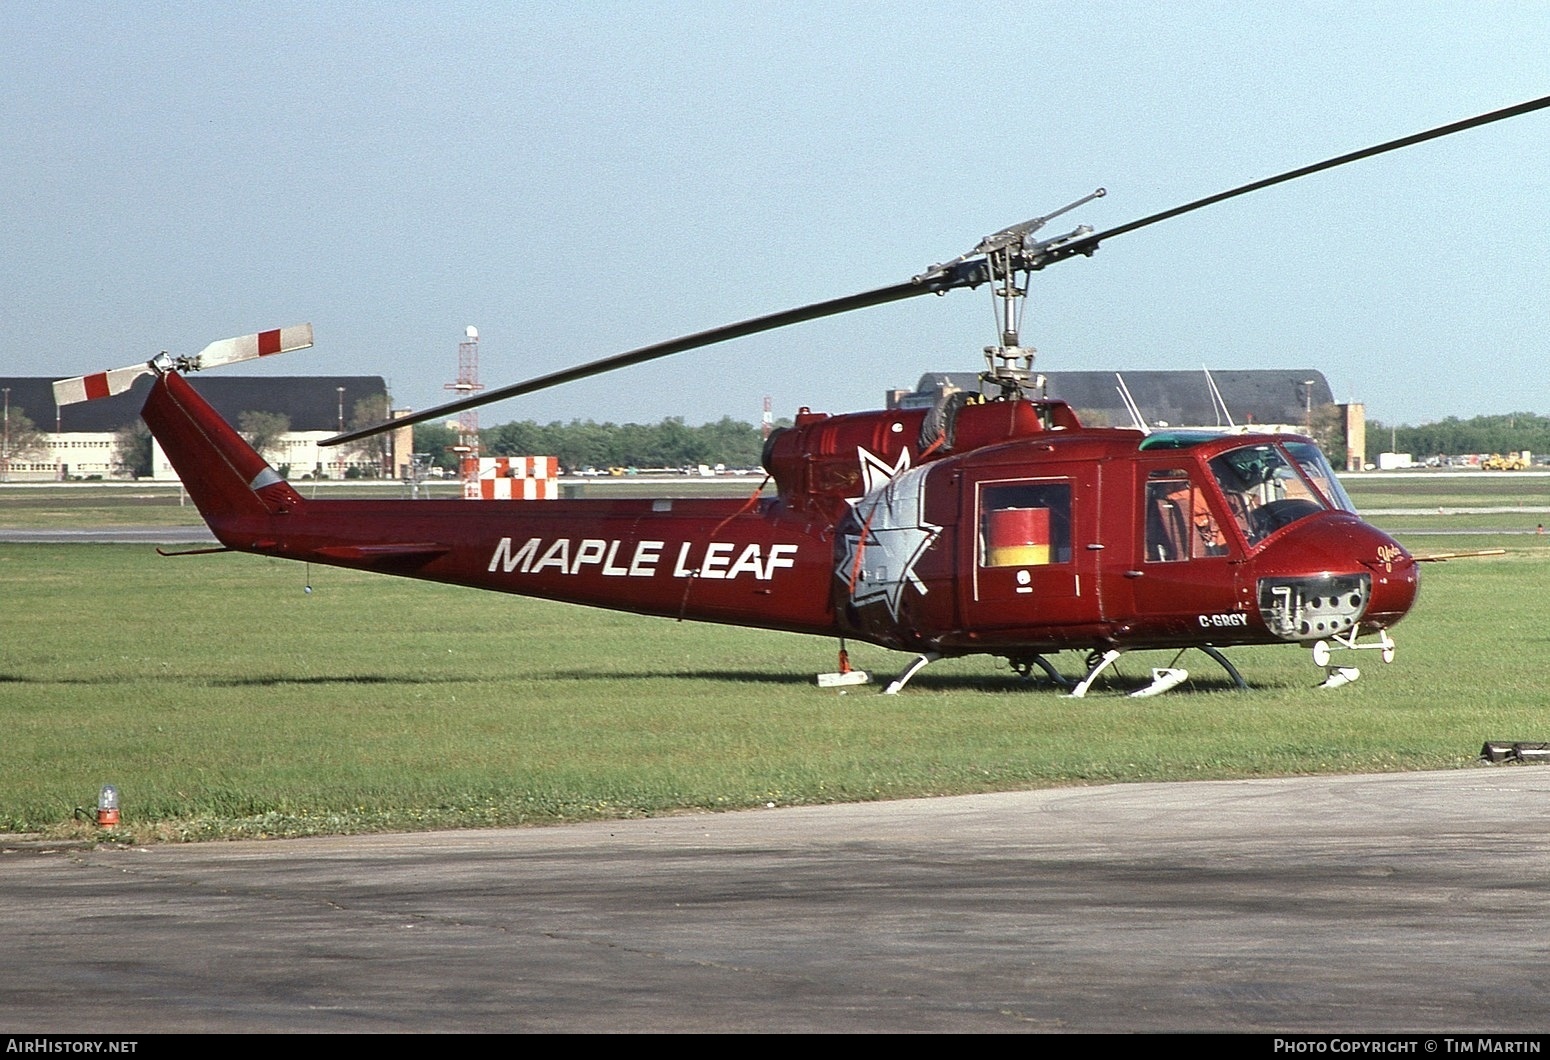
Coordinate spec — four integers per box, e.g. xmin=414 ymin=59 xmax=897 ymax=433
xmin=4 ymin=401 xmax=772 ymax=479
xmin=415 ymin=415 xmax=775 ymax=473
xmin=1366 ymin=412 xmax=1550 ymax=460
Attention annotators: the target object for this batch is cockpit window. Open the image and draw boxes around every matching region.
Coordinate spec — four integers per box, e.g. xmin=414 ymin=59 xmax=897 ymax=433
xmin=1208 ymin=443 xmax=1332 ymax=547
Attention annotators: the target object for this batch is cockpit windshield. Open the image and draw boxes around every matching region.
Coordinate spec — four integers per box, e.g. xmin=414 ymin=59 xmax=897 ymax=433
xmin=1208 ymin=442 xmax=1341 ymax=548
xmin=1281 ymin=440 xmax=1357 ymax=513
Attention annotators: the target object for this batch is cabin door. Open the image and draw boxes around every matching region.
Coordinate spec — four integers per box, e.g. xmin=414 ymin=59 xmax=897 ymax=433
xmin=960 ymin=464 xmax=1103 ymax=633
xmin=1110 ymin=462 xmax=1247 ymax=636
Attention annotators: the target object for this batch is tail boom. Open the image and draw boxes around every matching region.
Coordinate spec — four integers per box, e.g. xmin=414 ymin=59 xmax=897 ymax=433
xmin=139 ymin=370 xmax=840 ymax=635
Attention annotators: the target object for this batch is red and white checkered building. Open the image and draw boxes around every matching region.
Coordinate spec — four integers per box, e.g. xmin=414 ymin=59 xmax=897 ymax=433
xmin=463 ymin=456 xmax=559 ymax=500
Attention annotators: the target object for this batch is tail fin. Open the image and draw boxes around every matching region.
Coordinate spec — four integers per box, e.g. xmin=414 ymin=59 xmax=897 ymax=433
xmin=141 ymin=371 xmax=305 ymax=531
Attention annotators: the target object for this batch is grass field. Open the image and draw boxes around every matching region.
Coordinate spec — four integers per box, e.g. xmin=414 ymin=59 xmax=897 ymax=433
xmin=8 ymin=471 xmax=1550 ymax=532
xmin=1344 ymin=474 xmax=1550 ymax=512
xmin=0 ymin=481 xmax=467 ymax=528
xmin=0 ymin=477 xmax=767 ymax=530
xmin=4 ymin=473 xmax=1550 ymax=843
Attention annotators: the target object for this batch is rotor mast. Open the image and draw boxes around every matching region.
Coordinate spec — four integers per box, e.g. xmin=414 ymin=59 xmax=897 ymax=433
xmin=915 ymin=188 xmax=1106 ymax=399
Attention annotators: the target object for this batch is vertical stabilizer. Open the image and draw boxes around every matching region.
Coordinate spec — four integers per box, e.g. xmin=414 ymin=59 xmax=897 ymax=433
xmin=140 ymin=372 xmax=305 ymax=531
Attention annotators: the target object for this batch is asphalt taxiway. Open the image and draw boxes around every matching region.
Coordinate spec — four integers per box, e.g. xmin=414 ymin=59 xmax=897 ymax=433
xmin=3 ymin=767 xmax=1548 ymax=1033
xmin=0 ymin=526 xmax=216 ymax=545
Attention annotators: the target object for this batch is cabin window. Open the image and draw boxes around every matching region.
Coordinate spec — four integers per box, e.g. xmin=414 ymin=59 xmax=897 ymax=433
xmin=1145 ymin=469 xmax=1226 ymax=561
xmin=979 ymin=481 xmax=1071 ymax=566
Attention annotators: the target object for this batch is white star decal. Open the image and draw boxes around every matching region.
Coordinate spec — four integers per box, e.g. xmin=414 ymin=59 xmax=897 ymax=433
xmin=852 ymin=446 xmax=912 ymax=502
xmin=835 ymin=454 xmax=941 ymax=620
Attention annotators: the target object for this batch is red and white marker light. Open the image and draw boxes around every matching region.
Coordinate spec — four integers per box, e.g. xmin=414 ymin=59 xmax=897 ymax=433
xmin=96 ymin=784 xmax=120 ymax=828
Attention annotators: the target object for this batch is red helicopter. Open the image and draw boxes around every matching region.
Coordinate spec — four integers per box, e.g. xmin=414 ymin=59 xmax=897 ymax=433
xmin=55 ymin=95 xmax=1549 ymax=696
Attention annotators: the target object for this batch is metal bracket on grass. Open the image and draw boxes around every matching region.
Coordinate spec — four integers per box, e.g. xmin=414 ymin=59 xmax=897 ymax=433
xmin=1480 ymin=742 xmax=1550 ymax=764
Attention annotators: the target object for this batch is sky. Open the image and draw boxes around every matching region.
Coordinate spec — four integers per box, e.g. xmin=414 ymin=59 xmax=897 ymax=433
xmin=3 ymin=3 xmax=1547 ymax=430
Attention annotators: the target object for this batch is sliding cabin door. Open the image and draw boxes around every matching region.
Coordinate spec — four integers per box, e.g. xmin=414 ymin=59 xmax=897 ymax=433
xmin=960 ymin=463 xmax=1103 ymax=637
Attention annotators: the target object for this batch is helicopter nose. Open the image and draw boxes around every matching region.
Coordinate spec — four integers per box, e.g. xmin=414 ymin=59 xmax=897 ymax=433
xmin=1358 ymin=531 xmax=1420 ymax=630
xmin=1251 ymin=514 xmax=1418 ymax=642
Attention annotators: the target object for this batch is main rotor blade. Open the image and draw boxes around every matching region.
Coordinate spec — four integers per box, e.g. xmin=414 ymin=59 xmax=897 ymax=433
xmin=324 ymin=277 xmax=958 ymax=445
xmin=329 ymin=91 xmax=1550 ymax=446
xmin=1038 ymin=92 xmax=1550 ymax=267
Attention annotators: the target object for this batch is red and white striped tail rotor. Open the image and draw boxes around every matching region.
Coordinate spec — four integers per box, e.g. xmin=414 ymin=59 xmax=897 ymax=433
xmin=53 ymin=324 xmax=315 ymax=406
xmin=185 ymin=323 xmax=313 ymax=372
xmin=52 ymin=364 xmax=157 ymax=407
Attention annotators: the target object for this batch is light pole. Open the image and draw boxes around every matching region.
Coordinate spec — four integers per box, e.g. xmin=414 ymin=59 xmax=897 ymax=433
xmin=1301 ymin=379 xmax=1316 ymax=433
xmin=335 ymin=386 xmax=346 ymax=480
xmin=2 ymin=387 xmax=9 ymax=483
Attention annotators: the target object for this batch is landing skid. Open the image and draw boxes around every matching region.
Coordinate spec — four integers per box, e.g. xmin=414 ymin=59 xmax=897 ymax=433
xmin=1318 ymin=666 xmax=1361 ymax=689
xmin=1199 ymin=646 xmax=1248 ymax=690
xmin=1070 ymin=649 xmax=1123 ymax=698
xmin=882 ymin=652 xmax=942 ymax=695
xmin=1069 ymin=646 xmax=1249 ymax=698
xmin=866 ymin=644 xmax=1252 ymax=697
xmin=1010 ymin=654 xmax=1076 ymax=691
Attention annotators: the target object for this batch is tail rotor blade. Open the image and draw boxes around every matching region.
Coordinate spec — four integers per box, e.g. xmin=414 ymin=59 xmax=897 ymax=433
xmin=53 ymin=364 xmax=156 ymax=407
xmin=53 ymin=324 xmax=315 ymax=407
xmin=189 ymin=324 xmax=314 ymax=371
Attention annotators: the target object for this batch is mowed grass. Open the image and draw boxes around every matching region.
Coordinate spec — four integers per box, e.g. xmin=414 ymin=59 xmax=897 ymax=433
xmin=0 ymin=486 xmax=208 ymax=529
xmin=1347 ymin=475 xmax=1550 ymax=538
xmin=1345 ymin=474 xmax=1550 ymax=512
xmin=7 ymin=472 xmax=1548 ymax=534
xmin=4 ymin=536 xmax=1549 ymax=842
xmin=0 ymin=478 xmax=758 ymax=530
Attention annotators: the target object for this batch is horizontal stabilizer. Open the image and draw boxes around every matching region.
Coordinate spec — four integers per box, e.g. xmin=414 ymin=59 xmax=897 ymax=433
xmin=53 ymin=324 xmax=315 ymax=406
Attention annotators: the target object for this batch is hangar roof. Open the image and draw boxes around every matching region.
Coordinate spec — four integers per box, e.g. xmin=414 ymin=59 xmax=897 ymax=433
xmin=904 ymin=369 xmax=1336 ymax=427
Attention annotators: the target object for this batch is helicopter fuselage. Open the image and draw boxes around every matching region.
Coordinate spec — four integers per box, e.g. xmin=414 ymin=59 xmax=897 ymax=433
xmin=143 ymin=370 xmax=1417 ymax=678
